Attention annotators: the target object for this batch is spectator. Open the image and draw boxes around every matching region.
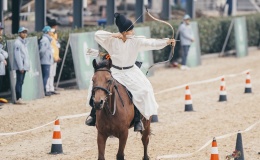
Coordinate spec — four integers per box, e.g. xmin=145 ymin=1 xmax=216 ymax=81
xmin=39 ymin=26 xmax=53 ymax=97
xmin=0 ymin=23 xmax=8 ymax=107
xmin=226 ymin=0 xmax=232 ymax=16
xmin=179 ymin=14 xmax=194 ymax=70
xmin=46 ymin=19 xmax=61 ymax=95
xmin=13 ymin=27 xmax=30 ymax=104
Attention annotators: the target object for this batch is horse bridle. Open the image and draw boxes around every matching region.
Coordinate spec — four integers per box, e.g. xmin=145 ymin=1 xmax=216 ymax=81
xmin=92 ymin=69 xmax=114 ymax=96
xmin=92 ymin=69 xmax=124 ymax=115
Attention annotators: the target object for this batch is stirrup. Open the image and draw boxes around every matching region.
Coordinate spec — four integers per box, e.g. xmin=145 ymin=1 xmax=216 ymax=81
xmin=85 ymin=116 xmax=96 ymax=126
xmin=134 ymin=121 xmax=144 ymax=132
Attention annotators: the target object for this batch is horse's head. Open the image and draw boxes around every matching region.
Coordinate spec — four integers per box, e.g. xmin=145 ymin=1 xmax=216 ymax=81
xmin=91 ymin=53 xmax=113 ymax=110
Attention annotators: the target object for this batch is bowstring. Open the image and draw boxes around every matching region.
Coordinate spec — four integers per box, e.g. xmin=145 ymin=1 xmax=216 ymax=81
xmin=145 ymin=8 xmax=175 ymax=75
xmin=125 ymin=13 xmax=144 ymax=32
xmin=123 ymin=10 xmax=176 ymax=76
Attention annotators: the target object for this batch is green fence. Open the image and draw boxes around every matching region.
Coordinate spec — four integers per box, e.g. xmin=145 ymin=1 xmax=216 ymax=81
xmin=186 ymin=21 xmax=201 ymax=67
xmin=234 ymin=17 xmax=248 ymax=57
xmin=69 ymin=32 xmax=98 ymax=89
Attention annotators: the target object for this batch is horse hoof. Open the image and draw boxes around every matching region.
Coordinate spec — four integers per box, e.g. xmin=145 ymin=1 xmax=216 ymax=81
xmin=116 ymin=155 xmax=125 ymax=160
xmin=142 ymin=156 xmax=150 ymax=160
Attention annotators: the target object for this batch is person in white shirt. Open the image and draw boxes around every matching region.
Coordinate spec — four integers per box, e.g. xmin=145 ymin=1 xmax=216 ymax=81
xmin=86 ymin=13 xmax=175 ymax=131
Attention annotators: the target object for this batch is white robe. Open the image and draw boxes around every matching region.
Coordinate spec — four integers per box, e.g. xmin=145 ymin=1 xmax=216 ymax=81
xmin=87 ymin=30 xmax=168 ymax=120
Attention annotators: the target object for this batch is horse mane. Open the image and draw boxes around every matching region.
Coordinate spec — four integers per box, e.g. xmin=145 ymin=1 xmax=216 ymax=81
xmin=93 ymin=53 xmax=112 ymax=70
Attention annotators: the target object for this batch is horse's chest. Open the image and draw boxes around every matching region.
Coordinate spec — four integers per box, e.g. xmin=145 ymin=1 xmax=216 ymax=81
xmin=97 ymin=123 xmax=126 ymax=137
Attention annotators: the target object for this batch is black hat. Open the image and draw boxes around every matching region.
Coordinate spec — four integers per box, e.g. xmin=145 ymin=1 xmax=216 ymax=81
xmin=114 ymin=13 xmax=134 ymax=33
xmin=47 ymin=18 xmax=60 ymax=27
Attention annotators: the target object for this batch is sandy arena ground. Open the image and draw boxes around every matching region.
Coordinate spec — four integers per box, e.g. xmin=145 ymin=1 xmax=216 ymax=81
xmin=0 ymin=50 xmax=260 ymax=160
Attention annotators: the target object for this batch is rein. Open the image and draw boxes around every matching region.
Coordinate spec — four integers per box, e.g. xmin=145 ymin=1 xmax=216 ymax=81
xmin=93 ymin=68 xmax=125 ymax=115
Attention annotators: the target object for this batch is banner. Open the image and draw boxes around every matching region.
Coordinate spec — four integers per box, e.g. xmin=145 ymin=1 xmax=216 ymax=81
xmin=234 ymin=17 xmax=248 ymax=57
xmin=134 ymin=26 xmax=154 ymax=76
xmin=69 ymin=32 xmax=98 ymax=90
xmin=186 ymin=21 xmax=201 ymax=67
xmin=7 ymin=37 xmax=44 ymax=102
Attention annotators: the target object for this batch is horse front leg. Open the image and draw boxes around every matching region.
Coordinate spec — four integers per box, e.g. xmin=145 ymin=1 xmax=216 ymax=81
xmin=97 ymin=132 xmax=108 ymax=160
xmin=116 ymin=130 xmax=128 ymax=160
xmin=142 ymin=119 xmax=151 ymax=160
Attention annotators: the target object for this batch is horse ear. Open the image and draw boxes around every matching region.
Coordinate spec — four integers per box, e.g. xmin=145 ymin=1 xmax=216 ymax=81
xmin=108 ymin=58 xmax=112 ymax=69
xmin=92 ymin=59 xmax=98 ymax=69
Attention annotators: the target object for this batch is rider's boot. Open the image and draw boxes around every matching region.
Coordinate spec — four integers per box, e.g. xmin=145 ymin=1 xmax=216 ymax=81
xmin=85 ymin=107 xmax=96 ymax=126
xmin=134 ymin=107 xmax=143 ymax=132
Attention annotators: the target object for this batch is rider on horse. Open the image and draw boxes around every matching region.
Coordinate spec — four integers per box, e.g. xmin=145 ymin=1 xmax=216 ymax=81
xmin=86 ymin=13 xmax=176 ymax=132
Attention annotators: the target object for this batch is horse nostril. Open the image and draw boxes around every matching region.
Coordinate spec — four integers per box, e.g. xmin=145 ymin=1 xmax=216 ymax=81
xmin=94 ymin=100 xmax=105 ymax=110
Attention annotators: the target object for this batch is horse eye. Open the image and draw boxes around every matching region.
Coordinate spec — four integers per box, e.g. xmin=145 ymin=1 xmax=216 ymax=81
xmin=107 ymin=79 xmax=111 ymax=83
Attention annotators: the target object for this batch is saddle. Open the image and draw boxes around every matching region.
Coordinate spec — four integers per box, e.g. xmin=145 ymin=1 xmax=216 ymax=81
xmin=123 ymin=61 xmax=143 ymax=103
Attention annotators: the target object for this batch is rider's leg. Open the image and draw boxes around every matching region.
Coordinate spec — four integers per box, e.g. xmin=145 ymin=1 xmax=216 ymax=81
xmin=85 ymin=107 xmax=96 ymax=126
xmin=134 ymin=106 xmax=143 ymax=132
xmin=85 ymin=98 xmax=96 ymax=126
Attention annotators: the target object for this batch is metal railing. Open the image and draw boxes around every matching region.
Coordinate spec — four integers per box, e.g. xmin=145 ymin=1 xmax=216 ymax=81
xmin=20 ymin=12 xmax=35 ymax=21
xmin=195 ymin=0 xmax=226 ymax=11
xmin=195 ymin=0 xmax=260 ymax=12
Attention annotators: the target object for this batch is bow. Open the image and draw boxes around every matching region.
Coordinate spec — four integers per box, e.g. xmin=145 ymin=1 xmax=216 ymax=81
xmin=145 ymin=7 xmax=175 ymax=75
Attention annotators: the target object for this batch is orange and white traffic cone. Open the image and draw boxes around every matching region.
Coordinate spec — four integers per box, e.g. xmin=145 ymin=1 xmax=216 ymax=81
xmin=219 ymin=78 xmax=227 ymax=102
xmin=244 ymin=72 xmax=252 ymax=93
xmin=184 ymin=86 xmax=194 ymax=111
xmin=49 ymin=119 xmax=63 ymax=154
xmin=210 ymin=137 xmax=219 ymax=160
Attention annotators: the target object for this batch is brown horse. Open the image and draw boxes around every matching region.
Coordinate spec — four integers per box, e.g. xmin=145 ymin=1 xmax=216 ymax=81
xmin=91 ymin=55 xmax=151 ymax=160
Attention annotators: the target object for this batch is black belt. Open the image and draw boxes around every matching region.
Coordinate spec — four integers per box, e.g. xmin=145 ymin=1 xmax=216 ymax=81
xmin=112 ymin=64 xmax=133 ymax=70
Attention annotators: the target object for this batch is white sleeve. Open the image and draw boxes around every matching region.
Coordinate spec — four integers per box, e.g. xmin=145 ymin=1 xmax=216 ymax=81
xmin=2 ymin=50 xmax=8 ymax=59
xmin=137 ymin=38 xmax=168 ymax=52
xmin=0 ymin=48 xmax=8 ymax=59
xmin=94 ymin=30 xmax=113 ymax=51
xmin=0 ymin=53 xmax=4 ymax=62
